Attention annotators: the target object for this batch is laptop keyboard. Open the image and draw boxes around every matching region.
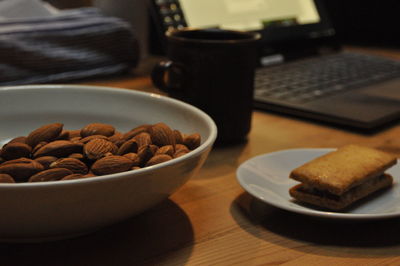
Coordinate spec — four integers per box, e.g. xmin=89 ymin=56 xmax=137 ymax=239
xmin=254 ymin=52 xmax=400 ymax=103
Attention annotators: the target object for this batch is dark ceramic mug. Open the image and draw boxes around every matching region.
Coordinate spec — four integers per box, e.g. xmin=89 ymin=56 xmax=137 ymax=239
xmin=151 ymin=28 xmax=261 ymax=145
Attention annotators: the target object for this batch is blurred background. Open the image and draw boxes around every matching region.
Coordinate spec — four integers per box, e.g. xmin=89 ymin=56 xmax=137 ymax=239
xmin=45 ymin=0 xmax=400 ymax=56
xmin=1 ymin=0 xmax=398 ymax=86
xmin=322 ymin=0 xmax=400 ymax=47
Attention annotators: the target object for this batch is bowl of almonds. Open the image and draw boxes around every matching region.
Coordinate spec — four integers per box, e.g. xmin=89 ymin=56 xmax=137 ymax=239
xmin=0 ymin=84 xmax=217 ymax=242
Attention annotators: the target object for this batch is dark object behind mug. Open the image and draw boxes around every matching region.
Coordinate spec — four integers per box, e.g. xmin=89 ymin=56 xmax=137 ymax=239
xmin=152 ymin=29 xmax=260 ymax=145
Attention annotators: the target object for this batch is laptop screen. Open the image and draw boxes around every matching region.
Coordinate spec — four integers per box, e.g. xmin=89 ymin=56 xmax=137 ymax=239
xmin=180 ymin=0 xmax=333 ymax=41
xmin=150 ymin=0 xmax=337 ymax=56
xmin=179 ymin=0 xmax=321 ymax=31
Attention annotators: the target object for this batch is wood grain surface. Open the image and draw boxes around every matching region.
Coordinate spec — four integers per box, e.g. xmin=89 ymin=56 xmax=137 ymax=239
xmin=1 ymin=47 xmax=399 ymax=266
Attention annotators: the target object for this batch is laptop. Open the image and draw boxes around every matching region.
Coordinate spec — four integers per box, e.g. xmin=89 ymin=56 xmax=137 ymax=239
xmin=148 ymin=0 xmax=400 ymax=130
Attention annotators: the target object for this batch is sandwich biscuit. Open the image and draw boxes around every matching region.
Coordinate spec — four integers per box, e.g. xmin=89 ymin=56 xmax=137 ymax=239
xmin=289 ymin=144 xmax=397 ymax=210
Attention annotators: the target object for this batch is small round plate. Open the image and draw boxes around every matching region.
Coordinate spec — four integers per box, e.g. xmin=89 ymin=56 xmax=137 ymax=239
xmin=236 ymin=148 xmax=400 ymax=220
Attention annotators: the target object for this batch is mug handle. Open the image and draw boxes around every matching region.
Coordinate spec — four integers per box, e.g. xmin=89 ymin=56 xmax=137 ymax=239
xmin=151 ymin=60 xmax=186 ymax=93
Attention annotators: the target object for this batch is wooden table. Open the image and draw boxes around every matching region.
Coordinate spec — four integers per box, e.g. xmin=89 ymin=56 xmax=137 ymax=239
xmin=2 ymin=47 xmax=400 ymax=265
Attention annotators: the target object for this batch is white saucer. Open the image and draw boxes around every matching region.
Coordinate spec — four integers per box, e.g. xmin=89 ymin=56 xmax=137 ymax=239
xmin=236 ymin=148 xmax=400 ymax=220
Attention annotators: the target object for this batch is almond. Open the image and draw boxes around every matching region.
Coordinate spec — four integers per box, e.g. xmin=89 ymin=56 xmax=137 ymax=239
xmin=26 ymin=123 xmax=63 ymax=148
xmin=84 ymin=138 xmax=118 ymax=160
xmin=61 ymin=173 xmax=85 ymax=180
xmin=109 ymin=132 xmax=124 ymax=146
xmin=83 ymin=172 xmax=96 ymax=178
xmin=0 ymin=158 xmax=44 ymax=182
xmin=33 ymin=140 xmax=83 ymax=158
xmin=56 ymin=130 xmax=70 ymax=140
xmin=117 ymin=139 xmax=138 ymax=155
xmin=0 ymin=173 xmax=15 ymax=183
xmin=67 ymin=130 xmax=82 ymax=139
xmin=137 ymin=144 xmax=158 ymax=166
xmin=0 ymin=142 xmax=32 ymax=160
xmin=34 ymin=156 xmax=58 ymax=169
xmin=81 ymin=123 xmax=115 ymax=138
xmin=1 ymin=122 xmax=201 ymax=183
xmin=145 ymin=154 xmax=172 ymax=166
xmin=155 ymin=145 xmax=175 ymax=157
xmin=122 ymin=124 xmax=150 ymax=141
xmin=29 ymin=168 xmax=73 ymax=182
xmin=174 ymin=144 xmax=190 ymax=158
xmin=173 ymin=130 xmax=184 ymax=144
xmin=133 ymin=132 xmax=152 ymax=148
xmin=70 ymin=137 xmax=82 ymax=143
xmin=174 ymin=149 xmax=189 ymax=158
xmin=68 ymin=153 xmax=85 ymax=160
xmin=183 ymin=133 xmax=201 ymax=150
xmin=32 ymin=141 xmax=48 ymax=154
xmin=7 ymin=136 xmax=27 ymax=144
xmin=50 ymin=158 xmax=88 ymax=174
xmin=175 ymin=144 xmax=190 ymax=153
xmin=148 ymin=123 xmax=176 ymax=147
xmin=1 ymin=157 xmax=34 ymax=165
xmin=91 ymin=155 xmax=133 ymax=175
xmin=79 ymin=135 xmax=109 ymax=144
xmin=123 ymin=153 xmax=141 ymax=166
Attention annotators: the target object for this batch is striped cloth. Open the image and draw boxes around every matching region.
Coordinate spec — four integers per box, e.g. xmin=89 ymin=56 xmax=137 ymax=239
xmin=0 ymin=8 xmax=140 ymax=85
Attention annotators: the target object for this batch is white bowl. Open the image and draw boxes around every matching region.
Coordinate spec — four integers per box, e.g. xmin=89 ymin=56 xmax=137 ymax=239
xmin=0 ymin=85 xmax=217 ymax=242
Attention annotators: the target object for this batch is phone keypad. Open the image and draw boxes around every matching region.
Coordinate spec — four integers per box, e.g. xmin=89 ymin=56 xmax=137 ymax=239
xmin=155 ymin=0 xmax=187 ymax=31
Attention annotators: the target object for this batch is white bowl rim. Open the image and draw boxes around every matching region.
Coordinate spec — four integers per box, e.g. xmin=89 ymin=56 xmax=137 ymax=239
xmin=0 ymin=84 xmax=218 ymax=188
